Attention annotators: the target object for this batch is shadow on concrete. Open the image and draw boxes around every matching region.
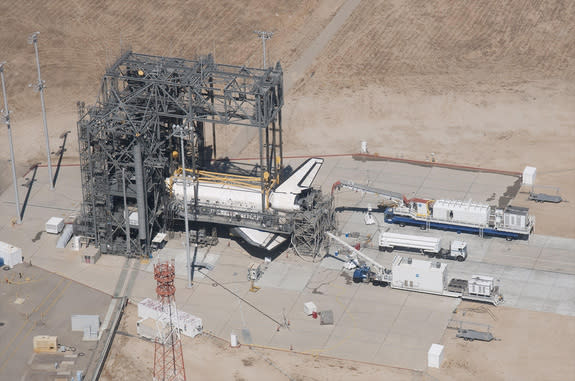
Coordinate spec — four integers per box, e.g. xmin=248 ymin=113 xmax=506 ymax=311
xmin=52 ymin=131 xmax=70 ymax=188
xmin=20 ymin=164 xmax=38 ymax=221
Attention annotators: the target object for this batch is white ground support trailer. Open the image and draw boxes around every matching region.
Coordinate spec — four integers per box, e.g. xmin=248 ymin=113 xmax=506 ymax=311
xmin=326 ymin=233 xmax=502 ymax=305
xmin=390 ymin=257 xmax=503 ymax=305
xmin=378 ymin=232 xmax=468 ymax=261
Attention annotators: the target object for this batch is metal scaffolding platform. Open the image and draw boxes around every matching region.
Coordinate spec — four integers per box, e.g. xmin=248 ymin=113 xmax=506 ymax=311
xmin=75 ymin=51 xmax=333 ymax=257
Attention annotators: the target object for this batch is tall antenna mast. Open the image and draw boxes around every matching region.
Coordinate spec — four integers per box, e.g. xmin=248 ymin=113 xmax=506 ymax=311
xmin=0 ymin=62 xmax=22 ymax=224
xmin=254 ymin=30 xmax=273 ymax=69
xmin=28 ymin=32 xmax=54 ymax=190
xmin=153 ymin=261 xmax=187 ymax=381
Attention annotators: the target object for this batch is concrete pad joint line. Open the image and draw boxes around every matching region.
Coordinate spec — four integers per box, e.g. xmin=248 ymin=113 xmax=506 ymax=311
xmin=372 ymin=291 xmax=411 ymax=364
xmin=316 ymin=277 xmax=364 ymax=354
xmin=413 ymin=167 xmax=433 ymax=199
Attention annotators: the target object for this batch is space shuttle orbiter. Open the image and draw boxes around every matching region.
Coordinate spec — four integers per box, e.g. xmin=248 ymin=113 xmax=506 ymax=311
xmin=168 ymin=158 xmax=324 ymax=250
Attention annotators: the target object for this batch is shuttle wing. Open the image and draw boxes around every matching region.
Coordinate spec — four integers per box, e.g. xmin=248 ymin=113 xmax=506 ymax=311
xmin=231 ymin=227 xmax=287 ymax=251
xmin=274 ymin=158 xmax=324 ymax=194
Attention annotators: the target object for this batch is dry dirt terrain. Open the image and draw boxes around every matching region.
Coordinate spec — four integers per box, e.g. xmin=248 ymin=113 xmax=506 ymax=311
xmin=431 ymin=301 xmax=575 ymax=381
xmin=282 ymin=0 xmax=575 ymax=238
xmin=104 ymin=302 xmax=575 ymax=381
xmin=1 ymin=0 xmax=575 ymax=380
xmin=102 ymin=304 xmax=422 ymax=381
xmin=0 ymin=0 xmax=344 ymax=191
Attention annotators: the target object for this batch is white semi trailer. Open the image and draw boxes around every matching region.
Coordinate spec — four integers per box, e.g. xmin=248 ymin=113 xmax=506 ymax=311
xmin=378 ymin=232 xmax=468 ymax=261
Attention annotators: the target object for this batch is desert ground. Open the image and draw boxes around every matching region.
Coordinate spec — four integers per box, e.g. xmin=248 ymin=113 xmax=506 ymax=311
xmin=101 ymin=302 xmax=575 ymax=381
xmin=1 ymin=0 xmax=574 ymax=380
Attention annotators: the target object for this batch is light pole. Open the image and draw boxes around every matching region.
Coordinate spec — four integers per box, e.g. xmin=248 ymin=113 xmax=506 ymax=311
xmin=0 ymin=62 xmax=22 ymax=224
xmin=28 ymin=32 xmax=54 ymax=190
xmin=254 ymin=30 xmax=273 ymax=69
xmin=173 ymin=124 xmax=192 ymax=288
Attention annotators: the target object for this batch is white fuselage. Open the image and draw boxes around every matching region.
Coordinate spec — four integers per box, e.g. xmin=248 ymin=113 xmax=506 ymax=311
xmin=169 ymin=177 xmax=300 ymax=213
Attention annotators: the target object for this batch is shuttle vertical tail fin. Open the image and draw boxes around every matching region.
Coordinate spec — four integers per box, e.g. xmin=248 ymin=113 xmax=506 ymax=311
xmin=274 ymin=158 xmax=324 ymax=194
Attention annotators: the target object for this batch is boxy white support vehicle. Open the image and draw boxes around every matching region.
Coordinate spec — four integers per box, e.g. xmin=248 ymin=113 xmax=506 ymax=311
xmin=378 ymin=232 xmax=468 ymax=261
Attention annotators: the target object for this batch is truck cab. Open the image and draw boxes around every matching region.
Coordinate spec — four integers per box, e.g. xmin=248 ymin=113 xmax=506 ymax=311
xmin=449 ymin=241 xmax=468 ymax=261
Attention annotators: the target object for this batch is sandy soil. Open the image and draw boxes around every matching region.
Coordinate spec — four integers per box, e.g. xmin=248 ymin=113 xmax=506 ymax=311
xmin=431 ymin=301 xmax=575 ymax=381
xmin=280 ymin=0 xmax=575 ymax=237
xmin=103 ymin=302 xmax=575 ymax=381
xmin=0 ymin=0 xmax=342 ymax=190
xmin=101 ymin=303 xmax=422 ymax=381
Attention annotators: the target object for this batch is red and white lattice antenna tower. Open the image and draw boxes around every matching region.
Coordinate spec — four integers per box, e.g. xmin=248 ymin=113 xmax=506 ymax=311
xmin=153 ymin=260 xmax=186 ymax=381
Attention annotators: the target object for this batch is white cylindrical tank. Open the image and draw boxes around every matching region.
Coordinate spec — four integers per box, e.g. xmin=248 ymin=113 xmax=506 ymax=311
xmin=379 ymin=232 xmax=441 ymax=253
xmin=360 ymin=141 xmax=368 ymax=154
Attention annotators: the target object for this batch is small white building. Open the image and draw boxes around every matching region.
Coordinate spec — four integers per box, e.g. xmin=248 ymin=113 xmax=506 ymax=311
xmin=391 ymin=256 xmax=447 ymax=294
xmin=522 ymin=166 xmax=536 ymax=186
xmin=428 ymin=343 xmax=444 ymax=368
xmin=46 ymin=217 xmax=65 ymax=234
xmin=0 ymin=241 xmax=22 ymax=268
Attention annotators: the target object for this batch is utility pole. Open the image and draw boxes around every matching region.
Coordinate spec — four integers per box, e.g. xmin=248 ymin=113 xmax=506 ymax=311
xmin=173 ymin=124 xmax=192 ymax=288
xmin=0 ymin=62 xmax=22 ymax=224
xmin=254 ymin=30 xmax=273 ymax=69
xmin=28 ymin=32 xmax=54 ymax=190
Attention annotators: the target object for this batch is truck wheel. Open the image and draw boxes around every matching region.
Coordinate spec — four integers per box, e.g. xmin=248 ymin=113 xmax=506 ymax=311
xmin=506 ymin=236 xmax=513 ymax=241
xmin=399 ymin=223 xmax=405 ymax=227
xmin=457 ymin=256 xmax=465 ymax=262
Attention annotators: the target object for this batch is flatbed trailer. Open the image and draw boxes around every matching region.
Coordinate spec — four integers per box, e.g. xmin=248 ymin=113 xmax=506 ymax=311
xmin=456 ymin=329 xmax=495 ymax=342
xmin=384 ymin=210 xmax=528 ymax=240
xmin=529 ymin=192 xmax=562 ymax=203
xmin=389 ymin=280 xmax=503 ymax=306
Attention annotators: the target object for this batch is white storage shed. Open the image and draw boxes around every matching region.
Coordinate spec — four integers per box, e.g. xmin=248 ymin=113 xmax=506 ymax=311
xmin=46 ymin=217 xmax=65 ymax=234
xmin=428 ymin=343 xmax=444 ymax=368
xmin=0 ymin=241 xmax=22 ymax=268
xmin=522 ymin=166 xmax=536 ymax=186
xmin=391 ymin=256 xmax=447 ymax=294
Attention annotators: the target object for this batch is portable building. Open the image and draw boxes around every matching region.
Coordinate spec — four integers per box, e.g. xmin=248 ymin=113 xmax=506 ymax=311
xmin=428 ymin=343 xmax=444 ymax=368
xmin=46 ymin=217 xmax=65 ymax=234
xmin=391 ymin=256 xmax=447 ymax=294
xmin=0 ymin=241 xmax=22 ymax=268
xmin=522 ymin=166 xmax=536 ymax=186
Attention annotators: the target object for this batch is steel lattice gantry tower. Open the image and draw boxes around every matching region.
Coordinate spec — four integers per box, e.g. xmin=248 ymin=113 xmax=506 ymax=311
xmin=75 ymin=51 xmax=284 ymax=256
